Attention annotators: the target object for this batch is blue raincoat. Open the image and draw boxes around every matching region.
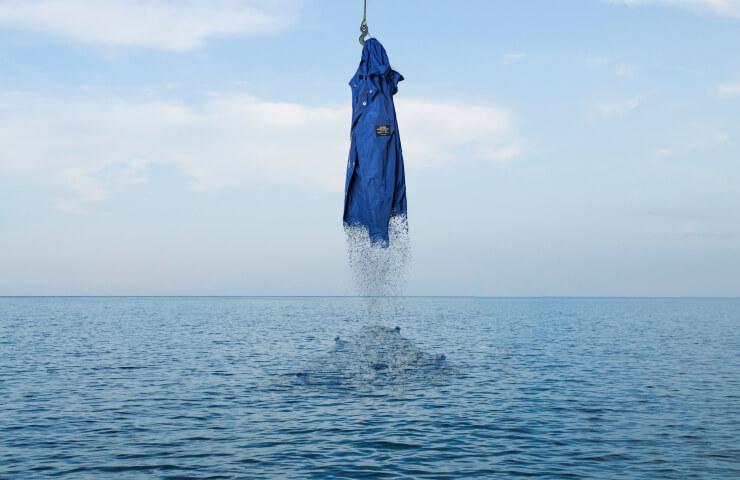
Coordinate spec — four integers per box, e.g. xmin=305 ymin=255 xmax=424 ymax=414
xmin=343 ymin=38 xmax=407 ymax=246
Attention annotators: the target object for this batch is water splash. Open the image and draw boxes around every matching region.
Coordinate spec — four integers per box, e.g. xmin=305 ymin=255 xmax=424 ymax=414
xmin=289 ymin=215 xmax=448 ymax=386
xmin=344 ymin=215 xmax=411 ymax=297
xmin=293 ymin=325 xmax=448 ymax=387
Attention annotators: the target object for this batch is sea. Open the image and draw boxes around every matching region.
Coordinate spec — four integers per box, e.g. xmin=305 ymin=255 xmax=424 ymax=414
xmin=1 ymin=297 xmax=739 ymax=478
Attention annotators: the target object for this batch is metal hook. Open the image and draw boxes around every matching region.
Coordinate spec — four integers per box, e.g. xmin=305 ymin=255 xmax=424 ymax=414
xmin=359 ymin=22 xmax=369 ymax=45
xmin=359 ymin=0 xmax=369 ymax=45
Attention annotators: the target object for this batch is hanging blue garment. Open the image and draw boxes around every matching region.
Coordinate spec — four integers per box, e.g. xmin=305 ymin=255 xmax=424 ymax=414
xmin=343 ymin=38 xmax=407 ymax=246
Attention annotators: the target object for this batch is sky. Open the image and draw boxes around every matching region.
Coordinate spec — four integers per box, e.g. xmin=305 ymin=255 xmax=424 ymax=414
xmin=0 ymin=0 xmax=739 ymax=296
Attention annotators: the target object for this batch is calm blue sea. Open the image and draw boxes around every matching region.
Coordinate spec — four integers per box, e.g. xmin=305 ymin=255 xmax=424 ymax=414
xmin=1 ymin=297 xmax=739 ymax=479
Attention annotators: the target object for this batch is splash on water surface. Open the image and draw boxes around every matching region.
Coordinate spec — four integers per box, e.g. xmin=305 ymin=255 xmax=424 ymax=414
xmin=293 ymin=325 xmax=449 ymax=387
xmin=326 ymin=216 xmax=447 ymax=385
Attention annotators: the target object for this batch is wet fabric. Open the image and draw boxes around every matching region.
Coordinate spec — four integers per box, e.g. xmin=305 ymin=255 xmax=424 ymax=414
xmin=343 ymin=38 xmax=407 ymax=246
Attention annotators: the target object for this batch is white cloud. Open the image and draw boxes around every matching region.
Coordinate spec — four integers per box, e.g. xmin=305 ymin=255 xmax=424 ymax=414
xmin=502 ymin=53 xmax=526 ymax=65
xmin=608 ymin=0 xmax=740 ymax=18
xmin=589 ymin=95 xmax=644 ymax=119
xmin=0 ymin=91 xmax=521 ymax=211
xmin=614 ymin=63 xmax=637 ymax=79
xmin=53 ymin=160 xmax=150 ymax=213
xmin=652 ymin=127 xmax=730 ymax=157
xmin=0 ymin=0 xmax=299 ymax=51
xmin=589 ymin=57 xmax=638 ymax=79
xmin=717 ymin=81 xmax=740 ymax=99
xmin=397 ymin=99 xmax=521 ymax=166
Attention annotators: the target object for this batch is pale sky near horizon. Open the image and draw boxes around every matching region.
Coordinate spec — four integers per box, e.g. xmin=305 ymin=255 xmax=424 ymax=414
xmin=1 ymin=0 xmax=739 ymax=296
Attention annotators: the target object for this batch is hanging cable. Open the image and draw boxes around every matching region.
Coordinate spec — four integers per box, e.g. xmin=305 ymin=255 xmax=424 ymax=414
xmin=359 ymin=0 xmax=369 ymax=45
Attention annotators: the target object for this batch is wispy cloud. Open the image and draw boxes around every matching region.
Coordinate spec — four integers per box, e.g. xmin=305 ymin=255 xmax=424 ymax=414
xmin=0 ymin=91 xmax=522 ymax=211
xmin=614 ymin=62 xmax=637 ymax=79
xmin=397 ymin=99 xmax=522 ymax=166
xmin=0 ymin=0 xmax=299 ymax=51
xmin=717 ymin=81 xmax=740 ymax=99
xmin=589 ymin=95 xmax=644 ymax=119
xmin=502 ymin=52 xmax=526 ymax=65
xmin=652 ymin=127 xmax=730 ymax=157
xmin=589 ymin=56 xmax=638 ymax=79
xmin=607 ymin=0 xmax=740 ymax=19
xmin=53 ymin=161 xmax=150 ymax=213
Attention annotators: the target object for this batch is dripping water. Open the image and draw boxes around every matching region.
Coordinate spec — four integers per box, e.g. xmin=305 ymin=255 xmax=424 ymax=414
xmin=290 ymin=216 xmax=448 ymax=386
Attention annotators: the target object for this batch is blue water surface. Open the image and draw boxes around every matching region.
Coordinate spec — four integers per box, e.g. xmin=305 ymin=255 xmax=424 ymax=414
xmin=1 ymin=297 xmax=739 ymax=479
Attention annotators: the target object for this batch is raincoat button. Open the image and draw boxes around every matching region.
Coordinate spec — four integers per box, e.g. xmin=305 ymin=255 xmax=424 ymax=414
xmin=362 ymin=101 xmax=367 ymax=106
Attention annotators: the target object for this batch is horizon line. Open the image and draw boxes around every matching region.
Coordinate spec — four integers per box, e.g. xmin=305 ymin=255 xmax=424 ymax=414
xmin=1 ymin=295 xmax=739 ymax=300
